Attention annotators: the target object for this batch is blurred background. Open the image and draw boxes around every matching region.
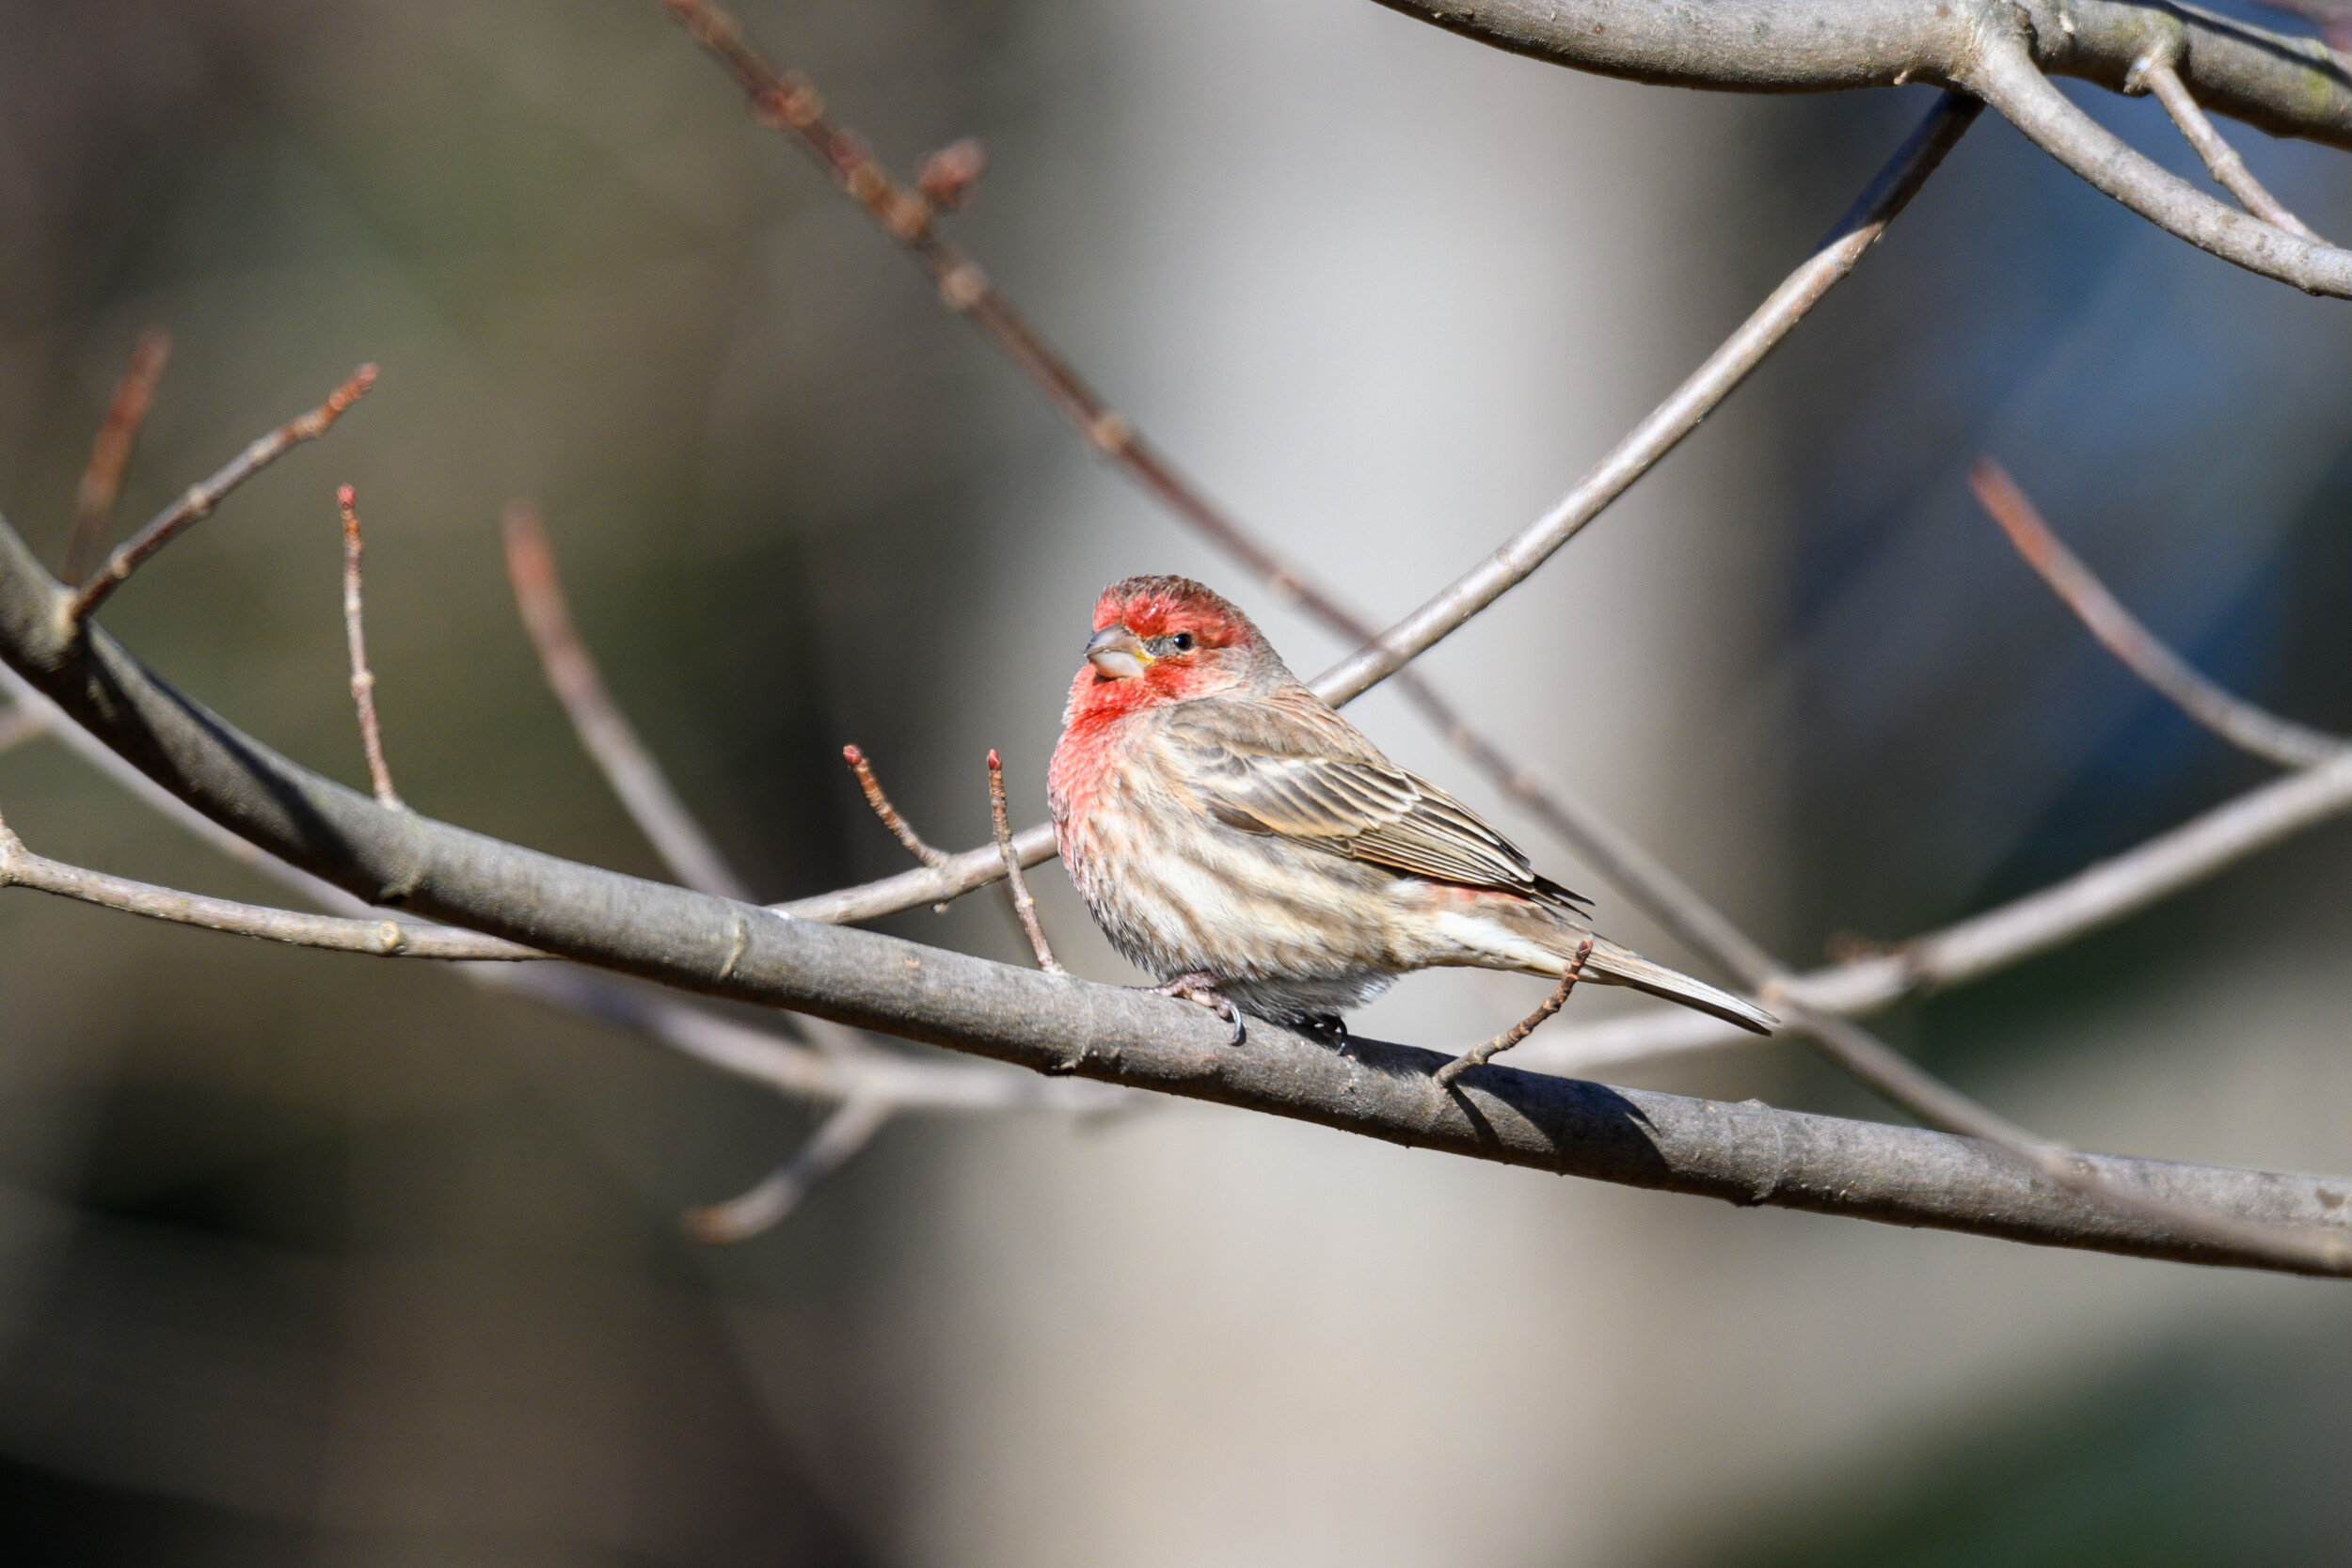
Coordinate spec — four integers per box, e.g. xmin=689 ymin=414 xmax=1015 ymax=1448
xmin=2 ymin=0 xmax=2350 ymax=1561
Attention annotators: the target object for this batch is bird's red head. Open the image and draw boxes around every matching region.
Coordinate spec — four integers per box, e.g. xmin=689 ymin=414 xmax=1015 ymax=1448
xmin=1062 ymin=575 xmax=1267 ymax=728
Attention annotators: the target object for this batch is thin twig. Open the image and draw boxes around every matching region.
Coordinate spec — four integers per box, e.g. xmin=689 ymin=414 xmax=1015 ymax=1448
xmin=841 ymin=743 xmax=948 ymax=866
xmin=1311 ymin=91 xmax=1984 ymax=707
xmin=338 ymin=485 xmax=403 ymax=811
xmin=685 ymin=1095 xmax=893 ymax=1242
xmin=988 ymin=749 xmax=1061 ymax=973
xmin=1434 ymin=934 xmax=1592 ymax=1087
xmin=1962 ymin=33 xmax=2352 ymax=298
xmin=66 ymin=363 xmax=376 ymax=625
xmin=501 ymin=501 xmax=754 ymax=901
xmin=1970 ymin=458 xmax=2341 ymax=768
xmin=1519 ymin=741 xmax=2352 ymax=1076
xmin=2137 ymin=54 xmax=2323 ymax=240
xmin=63 ymin=328 xmax=172 ymax=586
xmin=0 ymin=807 xmax=536 ymax=959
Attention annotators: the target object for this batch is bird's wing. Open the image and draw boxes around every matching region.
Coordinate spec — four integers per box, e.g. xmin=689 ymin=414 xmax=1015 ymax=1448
xmin=1159 ymin=692 xmax=1588 ymax=908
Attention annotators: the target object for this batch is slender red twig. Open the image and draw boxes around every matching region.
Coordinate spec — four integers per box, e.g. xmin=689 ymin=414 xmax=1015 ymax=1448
xmin=841 ymin=744 xmax=948 ymax=867
xmin=66 ymin=363 xmax=376 ymax=625
xmin=988 ymin=750 xmax=1061 ymax=973
xmin=501 ymin=502 xmax=755 ymax=901
xmin=63 ymin=328 xmax=173 ymax=586
xmin=1433 ymin=935 xmax=1593 ymax=1087
xmin=337 ymin=485 xmax=402 ymax=811
xmin=1969 ymin=458 xmax=2340 ymax=768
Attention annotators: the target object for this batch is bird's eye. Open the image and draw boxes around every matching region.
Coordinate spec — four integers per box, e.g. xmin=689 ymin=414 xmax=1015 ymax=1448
xmin=1170 ymin=632 xmax=1196 ymax=653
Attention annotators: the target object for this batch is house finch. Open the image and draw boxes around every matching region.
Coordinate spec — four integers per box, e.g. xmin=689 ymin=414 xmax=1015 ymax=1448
xmin=1046 ymin=574 xmax=1778 ymax=1046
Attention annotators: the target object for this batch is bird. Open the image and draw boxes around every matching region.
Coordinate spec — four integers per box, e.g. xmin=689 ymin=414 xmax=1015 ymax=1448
xmin=1045 ymin=574 xmax=1778 ymax=1056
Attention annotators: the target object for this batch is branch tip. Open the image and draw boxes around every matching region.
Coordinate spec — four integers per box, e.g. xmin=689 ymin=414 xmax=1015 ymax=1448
xmin=1969 ymin=457 xmax=2340 ymax=768
xmin=66 ymin=361 xmax=382 ymax=625
xmin=337 ymin=485 xmax=403 ymax=811
xmin=987 ymin=749 xmax=1062 ymax=974
xmin=63 ymin=327 xmax=173 ymax=586
xmin=840 ymin=743 xmax=949 ymax=867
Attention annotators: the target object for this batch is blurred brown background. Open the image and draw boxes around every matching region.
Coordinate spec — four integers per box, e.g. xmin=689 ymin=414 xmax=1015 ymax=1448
xmin=4 ymin=0 xmax=2352 ymax=1562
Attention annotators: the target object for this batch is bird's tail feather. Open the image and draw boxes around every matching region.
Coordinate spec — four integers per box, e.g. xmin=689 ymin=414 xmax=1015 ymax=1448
xmin=1576 ymin=936 xmax=1777 ymax=1036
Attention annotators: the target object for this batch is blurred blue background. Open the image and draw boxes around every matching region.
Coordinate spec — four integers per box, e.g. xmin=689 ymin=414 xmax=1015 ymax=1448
xmin=1 ymin=0 xmax=2350 ymax=1562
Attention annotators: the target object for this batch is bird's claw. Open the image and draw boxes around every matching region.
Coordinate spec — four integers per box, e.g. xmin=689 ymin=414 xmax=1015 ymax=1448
xmin=1144 ymin=973 xmax=1246 ymax=1046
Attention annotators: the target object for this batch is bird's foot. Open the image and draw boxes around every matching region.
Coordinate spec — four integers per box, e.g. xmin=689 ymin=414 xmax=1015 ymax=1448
xmin=1142 ymin=973 xmax=1246 ymax=1046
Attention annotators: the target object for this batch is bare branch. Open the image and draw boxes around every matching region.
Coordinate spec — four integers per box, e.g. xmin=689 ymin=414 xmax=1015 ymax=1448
xmin=1362 ymin=0 xmax=2352 ymax=152
xmin=501 ymin=501 xmax=754 ymax=901
xmin=685 ymin=1096 xmax=892 ymax=1242
xmin=1971 ymin=459 xmax=2341 ymax=768
xmin=2136 ymin=53 xmax=2324 ymax=240
xmin=1784 ymin=1003 xmax=2352 ymax=1274
xmin=66 ymin=364 xmax=376 ymax=625
xmin=337 ymin=485 xmax=403 ymax=811
xmin=840 ymin=744 xmax=948 ymax=867
xmin=62 ymin=328 xmax=171 ymax=586
xmin=1518 ymin=744 xmax=2352 ymax=1075
xmin=0 ymin=807 xmax=537 ymax=960
xmin=1962 ymin=32 xmax=2352 ymax=297
xmin=7 ymin=660 xmax=1079 ymax=1116
xmin=1435 ymin=935 xmax=1591 ymax=1087
xmin=988 ymin=749 xmax=1061 ymax=973
xmin=12 ymin=516 xmax=2352 ymax=1275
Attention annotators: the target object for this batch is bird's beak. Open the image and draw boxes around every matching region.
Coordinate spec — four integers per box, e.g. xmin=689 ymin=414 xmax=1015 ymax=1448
xmin=1085 ymin=624 xmax=1150 ymax=679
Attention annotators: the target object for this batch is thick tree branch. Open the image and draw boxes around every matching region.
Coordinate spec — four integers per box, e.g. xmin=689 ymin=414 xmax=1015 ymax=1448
xmin=7 ymin=513 xmax=2352 ymax=1274
xmin=1363 ymin=0 xmax=2352 ymax=151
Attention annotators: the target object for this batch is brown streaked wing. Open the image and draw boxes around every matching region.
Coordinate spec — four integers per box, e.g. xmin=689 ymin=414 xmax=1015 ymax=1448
xmin=1160 ymin=695 xmax=1580 ymax=904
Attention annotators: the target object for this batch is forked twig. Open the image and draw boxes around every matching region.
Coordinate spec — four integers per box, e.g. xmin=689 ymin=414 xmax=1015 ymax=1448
xmin=1969 ymin=458 xmax=2341 ymax=768
xmin=66 ymin=363 xmax=375 ymax=625
xmin=841 ymin=744 xmax=948 ymax=867
xmin=2135 ymin=53 xmax=2323 ymax=241
xmin=0 ymin=807 xmax=536 ymax=959
xmin=989 ymin=749 xmax=1061 ymax=973
xmin=1433 ymin=934 xmax=1592 ymax=1088
xmin=686 ymin=1095 xmax=893 ymax=1242
xmin=63 ymin=328 xmax=172 ymax=585
xmin=338 ymin=486 xmax=403 ymax=811
xmin=501 ymin=501 xmax=755 ymax=902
